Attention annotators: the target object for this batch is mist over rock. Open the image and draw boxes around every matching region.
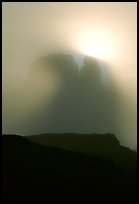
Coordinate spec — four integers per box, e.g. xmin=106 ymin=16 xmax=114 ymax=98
xmin=78 ymin=56 xmax=117 ymax=133
xmin=81 ymin=56 xmax=101 ymax=85
xmin=6 ymin=53 xmax=118 ymax=137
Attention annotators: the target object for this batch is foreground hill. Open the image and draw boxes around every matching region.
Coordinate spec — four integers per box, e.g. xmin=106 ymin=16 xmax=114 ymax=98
xmin=2 ymin=134 xmax=137 ymax=202
xmin=27 ymin=133 xmax=137 ymax=173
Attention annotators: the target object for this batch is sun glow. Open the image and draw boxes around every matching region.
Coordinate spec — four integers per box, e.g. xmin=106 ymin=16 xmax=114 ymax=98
xmin=77 ymin=28 xmax=118 ymax=60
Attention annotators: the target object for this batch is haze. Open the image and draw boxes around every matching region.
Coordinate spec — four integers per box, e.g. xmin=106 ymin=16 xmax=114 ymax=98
xmin=2 ymin=2 xmax=137 ymax=149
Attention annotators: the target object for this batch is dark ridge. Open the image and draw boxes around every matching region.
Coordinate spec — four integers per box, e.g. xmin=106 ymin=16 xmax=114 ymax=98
xmin=2 ymin=134 xmax=137 ymax=202
xmin=26 ymin=133 xmax=136 ymax=173
xmin=27 ymin=132 xmax=120 ymax=145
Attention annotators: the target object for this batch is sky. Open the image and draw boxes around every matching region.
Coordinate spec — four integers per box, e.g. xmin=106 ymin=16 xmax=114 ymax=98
xmin=2 ymin=2 xmax=137 ymax=149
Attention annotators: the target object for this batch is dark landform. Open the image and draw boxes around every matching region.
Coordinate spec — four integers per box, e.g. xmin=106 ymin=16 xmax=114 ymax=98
xmin=3 ymin=134 xmax=137 ymax=202
xmin=27 ymin=133 xmax=136 ymax=173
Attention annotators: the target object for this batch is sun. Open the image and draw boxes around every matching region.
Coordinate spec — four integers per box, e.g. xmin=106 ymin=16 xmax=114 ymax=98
xmin=77 ymin=28 xmax=118 ymax=60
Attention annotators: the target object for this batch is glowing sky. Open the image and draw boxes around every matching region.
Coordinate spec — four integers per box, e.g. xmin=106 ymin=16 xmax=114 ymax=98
xmin=2 ymin=2 xmax=137 ymax=148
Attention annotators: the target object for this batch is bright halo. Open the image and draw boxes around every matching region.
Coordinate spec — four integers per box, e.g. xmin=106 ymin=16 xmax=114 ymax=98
xmin=77 ymin=28 xmax=118 ymax=60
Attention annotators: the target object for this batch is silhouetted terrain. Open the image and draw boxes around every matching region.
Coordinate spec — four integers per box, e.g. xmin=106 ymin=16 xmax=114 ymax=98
xmin=27 ymin=133 xmax=137 ymax=173
xmin=3 ymin=134 xmax=137 ymax=202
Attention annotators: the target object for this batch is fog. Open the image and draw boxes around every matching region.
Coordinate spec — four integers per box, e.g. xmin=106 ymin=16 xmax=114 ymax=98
xmin=2 ymin=2 xmax=137 ymax=149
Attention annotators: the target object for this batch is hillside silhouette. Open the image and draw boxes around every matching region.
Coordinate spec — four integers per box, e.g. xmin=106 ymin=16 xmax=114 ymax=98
xmin=27 ymin=133 xmax=136 ymax=173
xmin=3 ymin=134 xmax=137 ymax=202
xmin=26 ymin=133 xmax=137 ymax=175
